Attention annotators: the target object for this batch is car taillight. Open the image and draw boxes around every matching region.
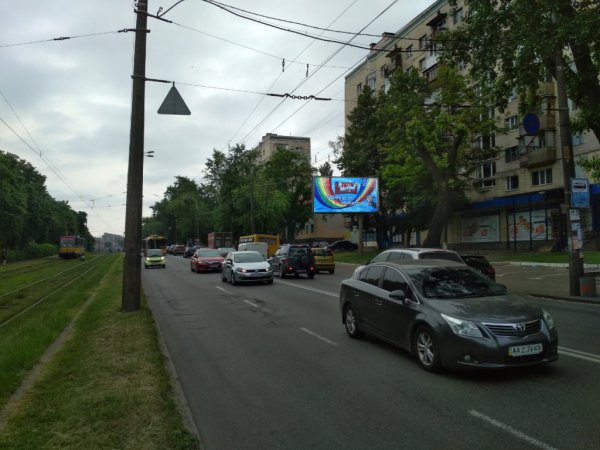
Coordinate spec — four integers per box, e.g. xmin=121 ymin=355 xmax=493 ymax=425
xmin=282 ymin=258 xmax=288 ymax=264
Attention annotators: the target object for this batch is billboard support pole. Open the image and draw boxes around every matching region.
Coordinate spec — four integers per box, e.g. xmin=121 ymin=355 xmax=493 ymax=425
xmin=358 ymin=215 xmax=364 ymax=255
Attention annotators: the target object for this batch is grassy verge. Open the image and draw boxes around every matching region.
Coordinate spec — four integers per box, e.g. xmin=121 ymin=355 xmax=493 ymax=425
xmin=0 ymin=254 xmax=199 ymax=449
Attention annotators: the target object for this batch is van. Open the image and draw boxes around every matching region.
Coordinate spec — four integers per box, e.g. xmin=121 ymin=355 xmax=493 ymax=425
xmin=238 ymin=242 xmax=268 ymax=259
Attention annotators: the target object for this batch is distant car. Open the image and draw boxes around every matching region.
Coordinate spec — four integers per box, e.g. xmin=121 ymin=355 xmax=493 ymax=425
xmin=172 ymin=244 xmax=186 ymax=256
xmin=326 ymin=240 xmax=358 ymax=251
xmin=221 ymin=250 xmax=273 ymax=285
xmin=190 ymin=248 xmax=224 ymax=272
xmin=217 ymin=247 xmax=236 ymax=258
xmin=184 ymin=245 xmax=200 ymax=258
xmin=144 ymin=248 xmax=166 ymax=269
xmin=339 ymin=260 xmax=558 ymax=372
xmin=268 ymin=244 xmax=315 ymax=279
xmin=312 ymin=247 xmax=335 ymax=274
xmin=461 ymin=254 xmax=496 ymax=280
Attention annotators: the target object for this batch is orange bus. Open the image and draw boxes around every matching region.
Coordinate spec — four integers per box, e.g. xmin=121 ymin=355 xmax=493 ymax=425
xmin=238 ymin=234 xmax=280 ymax=257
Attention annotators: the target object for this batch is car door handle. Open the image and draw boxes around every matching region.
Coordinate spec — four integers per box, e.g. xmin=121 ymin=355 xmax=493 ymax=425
xmin=375 ymin=299 xmax=383 ymax=306
xmin=352 ymin=290 xmax=360 ymax=297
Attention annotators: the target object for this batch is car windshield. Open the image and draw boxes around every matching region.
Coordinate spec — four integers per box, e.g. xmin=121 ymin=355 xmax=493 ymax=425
xmin=199 ymin=249 xmax=221 ymax=257
xmin=406 ymin=266 xmax=506 ymax=299
xmin=147 ymin=249 xmax=162 ymax=256
xmin=234 ymin=252 xmax=263 ymax=263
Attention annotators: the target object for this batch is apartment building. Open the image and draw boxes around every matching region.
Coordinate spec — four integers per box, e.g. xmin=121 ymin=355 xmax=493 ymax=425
xmin=255 ymin=133 xmax=311 ymax=164
xmin=344 ymin=0 xmax=600 ymax=251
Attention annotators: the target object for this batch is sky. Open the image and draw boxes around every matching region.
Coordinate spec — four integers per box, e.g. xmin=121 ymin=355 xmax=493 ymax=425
xmin=0 ymin=0 xmax=436 ymax=237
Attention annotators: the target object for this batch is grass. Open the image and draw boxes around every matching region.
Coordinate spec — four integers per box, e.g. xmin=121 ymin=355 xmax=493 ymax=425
xmin=0 ymin=254 xmax=199 ymax=449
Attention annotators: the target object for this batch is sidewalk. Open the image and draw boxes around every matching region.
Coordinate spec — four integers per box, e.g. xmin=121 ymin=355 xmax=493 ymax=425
xmin=491 ymin=260 xmax=600 ymax=305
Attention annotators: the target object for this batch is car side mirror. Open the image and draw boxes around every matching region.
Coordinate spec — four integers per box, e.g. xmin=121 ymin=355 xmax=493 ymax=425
xmin=389 ymin=289 xmax=407 ymax=301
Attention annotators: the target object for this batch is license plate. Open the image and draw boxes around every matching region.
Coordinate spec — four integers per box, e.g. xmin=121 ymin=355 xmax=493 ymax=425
xmin=508 ymin=343 xmax=543 ymax=357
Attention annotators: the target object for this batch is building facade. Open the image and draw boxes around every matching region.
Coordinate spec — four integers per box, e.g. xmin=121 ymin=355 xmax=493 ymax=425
xmin=344 ymin=0 xmax=600 ymax=251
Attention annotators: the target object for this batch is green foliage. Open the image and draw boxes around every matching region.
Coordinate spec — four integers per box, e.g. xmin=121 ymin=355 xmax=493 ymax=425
xmin=443 ymin=0 xmax=600 ymax=140
xmin=0 ymin=151 xmax=91 ymax=252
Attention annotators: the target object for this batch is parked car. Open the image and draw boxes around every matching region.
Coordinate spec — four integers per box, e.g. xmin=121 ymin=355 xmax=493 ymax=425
xmin=221 ymin=250 xmax=273 ymax=285
xmin=339 ymin=260 xmax=558 ymax=372
xmin=217 ymin=247 xmax=236 ymax=258
xmin=367 ymin=248 xmax=464 ymax=265
xmin=312 ymin=247 xmax=335 ymax=274
xmin=461 ymin=254 xmax=496 ymax=280
xmin=268 ymin=244 xmax=315 ymax=279
xmin=326 ymin=240 xmax=358 ymax=251
xmin=144 ymin=248 xmax=166 ymax=269
xmin=190 ymin=248 xmax=224 ymax=272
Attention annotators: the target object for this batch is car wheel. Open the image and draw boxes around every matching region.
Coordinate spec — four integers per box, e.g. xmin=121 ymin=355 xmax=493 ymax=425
xmin=330 ymin=269 xmax=335 ymax=274
xmin=307 ymin=272 xmax=315 ymax=279
xmin=231 ymin=273 xmax=237 ymax=285
xmin=267 ymin=279 xmax=273 ymax=284
xmin=190 ymin=264 xmax=194 ymax=272
xmin=413 ymin=326 xmax=442 ymax=373
xmin=280 ymin=266 xmax=287 ymax=278
xmin=343 ymin=305 xmax=363 ymax=338
xmin=222 ymin=271 xmax=227 ymax=282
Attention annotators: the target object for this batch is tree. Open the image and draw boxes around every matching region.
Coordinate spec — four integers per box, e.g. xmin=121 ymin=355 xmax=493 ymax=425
xmin=443 ymin=0 xmax=600 ymax=140
xmin=381 ymin=66 xmax=498 ymax=247
xmin=318 ymin=161 xmax=334 ymax=177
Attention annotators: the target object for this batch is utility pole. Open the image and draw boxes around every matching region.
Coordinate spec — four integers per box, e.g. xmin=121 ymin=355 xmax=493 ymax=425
xmin=122 ymin=0 xmax=149 ymax=312
xmin=555 ymin=50 xmax=582 ymax=296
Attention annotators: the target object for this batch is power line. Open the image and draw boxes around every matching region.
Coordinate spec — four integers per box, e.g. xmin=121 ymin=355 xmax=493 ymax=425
xmin=0 ymin=29 xmax=136 ymax=48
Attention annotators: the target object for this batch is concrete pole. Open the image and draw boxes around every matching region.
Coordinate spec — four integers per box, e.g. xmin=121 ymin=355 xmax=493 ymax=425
xmin=122 ymin=0 xmax=148 ymax=312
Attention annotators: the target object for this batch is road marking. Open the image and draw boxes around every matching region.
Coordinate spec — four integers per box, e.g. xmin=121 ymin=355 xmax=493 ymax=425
xmin=276 ymin=280 xmax=338 ymax=297
xmin=469 ymin=410 xmax=558 ymax=450
xmin=243 ymin=299 xmax=261 ymax=309
xmin=215 ymin=286 xmax=232 ymax=295
xmin=300 ymin=327 xmax=338 ymax=346
xmin=558 ymin=346 xmax=600 ymax=364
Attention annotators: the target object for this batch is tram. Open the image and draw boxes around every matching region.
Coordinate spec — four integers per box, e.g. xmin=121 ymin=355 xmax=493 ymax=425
xmin=59 ymin=235 xmax=85 ymax=259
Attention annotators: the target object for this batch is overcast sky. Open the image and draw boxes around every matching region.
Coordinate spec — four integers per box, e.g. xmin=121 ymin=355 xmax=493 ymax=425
xmin=1 ymin=0 xmax=436 ymax=236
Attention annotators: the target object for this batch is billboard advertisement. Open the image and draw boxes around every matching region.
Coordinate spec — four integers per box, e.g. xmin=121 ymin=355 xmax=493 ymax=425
xmin=313 ymin=177 xmax=379 ymax=214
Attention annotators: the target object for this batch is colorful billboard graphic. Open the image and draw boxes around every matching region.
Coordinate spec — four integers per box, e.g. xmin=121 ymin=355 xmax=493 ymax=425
xmin=460 ymin=215 xmax=500 ymax=243
xmin=313 ymin=177 xmax=379 ymax=214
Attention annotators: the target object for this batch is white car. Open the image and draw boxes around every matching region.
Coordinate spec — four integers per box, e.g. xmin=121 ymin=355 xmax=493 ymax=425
xmin=355 ymin=248 xmax=465 ymax=274
xmin=221 ymin=251 xmax=273 ymax=285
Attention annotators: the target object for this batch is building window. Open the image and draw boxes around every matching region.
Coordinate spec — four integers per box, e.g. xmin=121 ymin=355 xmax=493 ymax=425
xmin=504 ymin=115 xmax=519 ymax=131
xmin=419 ymin=58 xmax=426 ymax=71
xmin=508 ymin=87 xmax=518 ymax=103
xmin=505 ymin=146 xmax=519 ymax=163
xmin=506 ymin=175 xmax=519 ymax=191
xmin=356 ymin=82 xmax=362 ymax=95
xmin=452 ymin=8 xmax=464 ymax=25
xmin=474 ymin=133 xmax=496 ymax=151
xmin=572 ymin=132 xmax=584 ymax=146
xmin=406 ymin=44 xmax=413 ymax=57
xmin=366 ymin=72 xmax=376 ymax=90
xmin=474 ymin=160 xmax=496 ymax=188
xmin=406 ymin=66 xmax=415 ymax=74
xmin=531 ymin=168 xmax=552 ymax=186
xmin=419 ymin=34 xmax=428 ymax=49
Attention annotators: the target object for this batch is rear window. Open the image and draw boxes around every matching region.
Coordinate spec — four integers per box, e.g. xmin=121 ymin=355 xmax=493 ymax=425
xmin=419 ymin=251 xmax=463 ymax=263
xmin=289 ymin=247 xmax=309 ymax=257
xmin=312 ymin=248 xmax=332 ymax=256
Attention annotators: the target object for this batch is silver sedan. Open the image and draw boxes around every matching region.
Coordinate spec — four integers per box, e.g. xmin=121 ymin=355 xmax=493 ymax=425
xmin=221 ymin=251 xmax=274 ymax=285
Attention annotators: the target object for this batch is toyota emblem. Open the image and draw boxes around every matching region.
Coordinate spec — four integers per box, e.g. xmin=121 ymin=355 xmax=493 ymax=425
xmin=514 ymin=323 xmax=526 ymax=332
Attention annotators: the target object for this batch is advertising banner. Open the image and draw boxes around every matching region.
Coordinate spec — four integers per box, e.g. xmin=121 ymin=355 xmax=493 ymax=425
xmin=460 ymin=215 xmax=500 ymax=243
xmin=313 ymin=177 xmax=379 ymax=214
xmin=509 ymin=209 xmax=554 ymax=241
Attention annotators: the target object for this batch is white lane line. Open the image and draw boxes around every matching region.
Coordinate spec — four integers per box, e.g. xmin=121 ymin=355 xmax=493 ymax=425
xmin=215 ymin=286 xmax=232 ymax=295
xmin=243 ymin=299 xmax=261 ymax=309
xmin=300 ymin=327 xmax=338 ymax=346
xmin=276 ymin=280 xmax=338 ymax=297
xmin=469 ymin=410 xmax=559 ymax=450
xmin=558 ymin=346 xmax=600 ymax=364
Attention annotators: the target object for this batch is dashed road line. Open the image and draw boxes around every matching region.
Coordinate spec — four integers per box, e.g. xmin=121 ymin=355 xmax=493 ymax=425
xmin=300 ymin=327 xmax=338 ymax=346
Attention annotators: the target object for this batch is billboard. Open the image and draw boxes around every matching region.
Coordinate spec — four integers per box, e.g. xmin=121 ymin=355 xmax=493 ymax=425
xmin=313 ymin=177 xmax=379 ymax=214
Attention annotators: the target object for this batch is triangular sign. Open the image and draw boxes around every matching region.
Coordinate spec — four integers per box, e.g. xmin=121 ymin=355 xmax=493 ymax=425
xmin=158 ymin=84 xmax=191 ymax=115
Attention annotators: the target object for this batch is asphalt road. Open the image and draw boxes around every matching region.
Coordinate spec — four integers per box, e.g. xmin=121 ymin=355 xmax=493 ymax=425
xmin=143 ymin=256 xmax=600 ymax=450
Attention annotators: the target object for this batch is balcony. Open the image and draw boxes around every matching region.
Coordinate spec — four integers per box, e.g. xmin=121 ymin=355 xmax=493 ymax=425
xmin=519 ymin=146 xmax=557 ymax=168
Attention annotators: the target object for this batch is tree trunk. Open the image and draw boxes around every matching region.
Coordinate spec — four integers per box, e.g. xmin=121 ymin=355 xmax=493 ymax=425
xmin=422 ymin=187 xmax=453 ymax=247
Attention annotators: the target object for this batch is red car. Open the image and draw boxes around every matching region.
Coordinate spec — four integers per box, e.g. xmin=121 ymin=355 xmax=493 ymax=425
xmin=190 ymin=248 xmax=224 ymax=273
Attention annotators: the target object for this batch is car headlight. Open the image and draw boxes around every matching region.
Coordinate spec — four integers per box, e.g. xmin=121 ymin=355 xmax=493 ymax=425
xmin=441 ymin=313 xmax=484 ymax=338
xmin=542 ymin=309 xmax=555 ymax=329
